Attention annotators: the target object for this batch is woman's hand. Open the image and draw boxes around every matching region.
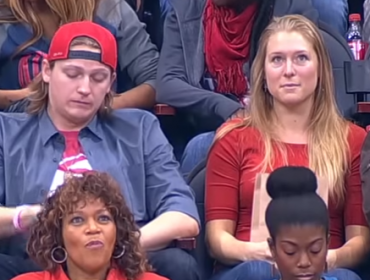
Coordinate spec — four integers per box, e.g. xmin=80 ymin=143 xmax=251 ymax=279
xmin=326 ymin=249 xmax=338 ymax=270
xmin=229 ymin=108 xmax=247 ymax=120
xmin=245 ymin=241 xmax=274 ymax=262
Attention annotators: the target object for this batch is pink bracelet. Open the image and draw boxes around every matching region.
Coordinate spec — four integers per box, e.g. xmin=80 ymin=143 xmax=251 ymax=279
xmin=13 ymin=205 xmax=30 ymax=231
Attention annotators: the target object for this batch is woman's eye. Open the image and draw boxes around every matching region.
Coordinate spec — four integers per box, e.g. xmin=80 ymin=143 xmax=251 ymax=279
xmin=310 ymin=246 xmax=322 ymax=254
xmin=272 ymin=56 xmax=283 ymax=63
xmin=297 ymin=54 xmax=308 ymax=62
xmin=71 ymin=216 xmax=83 ymax=224
xmin=98 ymin=215 xmax=112 ymax=222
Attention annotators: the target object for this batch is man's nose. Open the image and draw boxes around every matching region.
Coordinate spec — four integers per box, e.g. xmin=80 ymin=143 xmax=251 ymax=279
xmin=77 ymin=76 xmax=91 ymax=96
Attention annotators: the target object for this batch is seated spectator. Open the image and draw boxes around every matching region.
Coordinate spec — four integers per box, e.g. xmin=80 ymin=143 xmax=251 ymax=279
xmin=205 ymin=15 xmax=370 ymax=280
xmin=156 ymin=0 xmax=321 ymax=177
xmin=312 ymin=0 xmax=348 ymax=36
xmin=0 ymin=0 xmax=158 ymax=111
xmin=0 ymin=21 xmax=200 ymax=280
xmin=266 ymin=166 xmax=348 ymax=280
xmin=12 ymin=172 xmax=167 ymax=280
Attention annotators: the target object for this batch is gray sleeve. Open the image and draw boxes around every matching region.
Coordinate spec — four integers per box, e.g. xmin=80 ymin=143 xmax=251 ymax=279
xmin=364 ymin=0 xmax=370 ymax=43
xmin=117 ymin=1 xmax=159 ymax=88
xmin=0 ymin=127 xmax=4 ymax=205
xmin=156 ymin=8 xmax=241 ymax=126
xmin=143 ymin=113 xmax=200 ymax=223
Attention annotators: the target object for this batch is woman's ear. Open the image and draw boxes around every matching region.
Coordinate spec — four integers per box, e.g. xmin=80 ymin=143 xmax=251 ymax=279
xmin=267 ymin=237 xmax=276 ymax=259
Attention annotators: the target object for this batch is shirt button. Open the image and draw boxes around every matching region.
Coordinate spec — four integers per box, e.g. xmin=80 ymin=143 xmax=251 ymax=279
xmin=52 ymin=158 xmax=58 ymax=162
xmin=40 ymin=189 xmax=47 ymax=197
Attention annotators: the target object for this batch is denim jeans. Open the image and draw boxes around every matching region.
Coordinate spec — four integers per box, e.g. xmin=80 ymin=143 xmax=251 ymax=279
xmin=0 ymin=254 xmax=41 ymax=280
xmin=180 ymin=131 xmax=215 ymax=178
xmin=159 ymin=0 xmax=171 ymax=18
xmin=147 ymin=248 xmax=201 ymax=280
xmin=312 ymin=0 xmax=348 ymax=36
xmin=210 ymin=260 xmax=361 ymax=280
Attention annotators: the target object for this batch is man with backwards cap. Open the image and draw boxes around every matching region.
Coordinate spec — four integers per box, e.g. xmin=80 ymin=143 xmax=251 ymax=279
xmin=0 ymin=21 xmax=200 ymax=280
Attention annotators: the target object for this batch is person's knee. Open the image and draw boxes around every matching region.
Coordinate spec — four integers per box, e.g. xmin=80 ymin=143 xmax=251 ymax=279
xmin=235 ymin=261 xmax=275 ymax=280
xmin=213 ymin=261 xmax=275 ymax=280
xmin=182 ymin=132 xmax=215 ymax=158
xmin=0 ymin=254 xmax=40 ymax=280
xmin=181 ymin=132 xmax=215 ymax=176
xmin=148 ymin=248 xmax=200 ymax=280
xmin=326 ymin=268 xmax=362 ymax=280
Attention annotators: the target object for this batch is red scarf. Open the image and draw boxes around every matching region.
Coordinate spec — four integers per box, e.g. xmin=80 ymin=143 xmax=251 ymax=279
xmin=203 ymin=0 xmax=257 ymax=98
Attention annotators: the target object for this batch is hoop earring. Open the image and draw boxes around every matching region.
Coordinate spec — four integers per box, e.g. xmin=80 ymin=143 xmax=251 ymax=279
xmin=51 ymin=246 xmax=67 ymax=264
xmin=112 ymin=245 xmax=125 ymax=259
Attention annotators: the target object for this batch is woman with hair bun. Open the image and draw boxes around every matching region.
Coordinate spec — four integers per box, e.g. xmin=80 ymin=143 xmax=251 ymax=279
xmin=266 ymin=166 xmax=338 ymax=280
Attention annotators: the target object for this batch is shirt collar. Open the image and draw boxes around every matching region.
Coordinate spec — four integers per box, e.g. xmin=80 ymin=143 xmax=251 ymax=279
xmin=38 ymin=109 xmax=103 ymax=145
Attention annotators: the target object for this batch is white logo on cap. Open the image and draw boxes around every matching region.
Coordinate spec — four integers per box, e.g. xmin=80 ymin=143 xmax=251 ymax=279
xmin=52 ymin=52 xmax=63 ymax=57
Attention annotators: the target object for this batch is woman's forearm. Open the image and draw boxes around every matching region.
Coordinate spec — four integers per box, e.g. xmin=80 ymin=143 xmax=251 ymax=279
xmin=112 ymin=84 xmax=156 ymax=109
xmin=207 ymin=232 xmax=272 ymax=265
xmin=334 ymin=236 xmax=370 ymax=268
xmin=0 ymin=205 xmax=41 ymax=239
xmin=0 ymin=89 xmax=29 ymax=109
xmin=0 ymin=206 xmax=18 ymax=237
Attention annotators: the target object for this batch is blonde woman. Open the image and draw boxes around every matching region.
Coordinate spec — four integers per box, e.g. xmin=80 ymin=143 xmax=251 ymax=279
xmin=205 ymin=15 xmax=370 ymax=280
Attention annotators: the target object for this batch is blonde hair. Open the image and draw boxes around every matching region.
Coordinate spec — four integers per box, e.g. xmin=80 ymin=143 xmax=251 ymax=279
xmin=26 ymin=36 xmax=114 ymax=115
xmin=215 ymin=15 xmax=349 ymax=201
xmin=0 ymin=0 xmax=98 ymax=54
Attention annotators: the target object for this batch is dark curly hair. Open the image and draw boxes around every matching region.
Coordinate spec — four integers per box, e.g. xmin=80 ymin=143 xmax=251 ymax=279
xmin=27 ymin=172 xmax=150 ymax=280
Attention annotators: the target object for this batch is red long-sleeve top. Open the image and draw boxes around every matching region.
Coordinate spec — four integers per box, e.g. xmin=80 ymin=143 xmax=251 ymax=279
xmin=205 ymin=122 xmax=368 ymax=249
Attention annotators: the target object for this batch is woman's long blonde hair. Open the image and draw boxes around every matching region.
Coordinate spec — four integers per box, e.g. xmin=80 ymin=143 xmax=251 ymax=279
xmin=215 ymin=15 xmax=349 ymax=201
xmin=0 ymin=0 xmax=98 ymax=54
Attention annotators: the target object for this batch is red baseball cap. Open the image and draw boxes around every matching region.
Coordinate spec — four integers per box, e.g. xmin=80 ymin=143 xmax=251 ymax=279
xmin=48 ymin=21 xmax=117 ymax=70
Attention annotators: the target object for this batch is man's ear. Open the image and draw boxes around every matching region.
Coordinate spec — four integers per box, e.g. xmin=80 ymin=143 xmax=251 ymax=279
xmin=109 ymin=72 xmax=117 ymax=92
xmin=42 ymin=59 xmax=52 ymax=83
xmin=267 ymin=237 xmax=276 ymax=259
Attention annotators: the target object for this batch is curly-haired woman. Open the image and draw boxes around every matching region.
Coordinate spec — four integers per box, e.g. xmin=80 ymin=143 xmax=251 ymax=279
xmin=11 ymin=172 xmax=168 ymax=280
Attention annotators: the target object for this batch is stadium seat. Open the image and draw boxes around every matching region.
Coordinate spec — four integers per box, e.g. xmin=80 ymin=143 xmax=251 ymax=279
xmin=187 ymin=159 xmax=214 ymax=280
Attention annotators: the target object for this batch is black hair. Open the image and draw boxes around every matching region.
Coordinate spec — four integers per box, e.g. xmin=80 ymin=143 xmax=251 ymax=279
xmin=265 ymin=166 xmax=329 ymax=240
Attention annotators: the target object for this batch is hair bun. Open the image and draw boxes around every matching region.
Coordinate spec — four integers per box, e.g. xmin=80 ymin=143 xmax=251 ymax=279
xmin=266 ymin=166 xmax=317 ymax=199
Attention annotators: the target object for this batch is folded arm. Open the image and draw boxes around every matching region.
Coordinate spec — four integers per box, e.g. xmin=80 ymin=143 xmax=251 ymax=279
xmin=205 ymin=125 xmax=271 ymax=264
xmin=333 ymin=127 xmax=370 ymax=268
xmin=156 ymin=8 xmax=241 ymax=131
xmin=0 ymin=88 xmax=30 ymax=109
xmin=0 ymin=144 xmax=40 ymax=238
xmin=330 ymin=226 xmax=370 ymax=269
xmin=114 ymin=1 xmax=159 ymax=109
